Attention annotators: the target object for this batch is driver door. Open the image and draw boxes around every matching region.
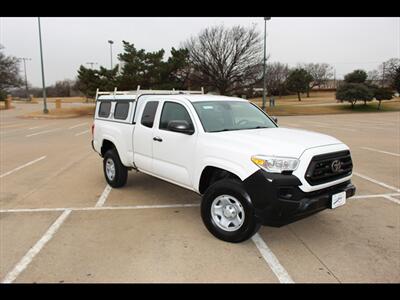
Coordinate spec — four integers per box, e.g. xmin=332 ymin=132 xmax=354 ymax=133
xmin=151 ymin=100 xmax=197 ymax=188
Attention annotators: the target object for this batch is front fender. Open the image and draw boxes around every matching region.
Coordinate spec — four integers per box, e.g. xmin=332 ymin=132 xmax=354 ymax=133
xmin=194 ymin=156 xmax=258 ymax=192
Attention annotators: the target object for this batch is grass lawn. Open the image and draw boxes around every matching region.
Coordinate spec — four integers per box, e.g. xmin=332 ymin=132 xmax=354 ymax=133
xmin=32 ymin=96 xmax=94 ymax=103
xmin=20 ymin=105 xmax=95 ymax=119
xmin=250 ymin=91 xmax=400 ymax=116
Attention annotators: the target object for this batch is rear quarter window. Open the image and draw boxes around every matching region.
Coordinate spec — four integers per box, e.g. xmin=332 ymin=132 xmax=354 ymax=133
xmin=141 ymin=101 xmax=159 ymax=128
xmin=114 ymin=102 xmax=130 ymax=120
xmin=98 ymin=102 xmax=111 ymax=118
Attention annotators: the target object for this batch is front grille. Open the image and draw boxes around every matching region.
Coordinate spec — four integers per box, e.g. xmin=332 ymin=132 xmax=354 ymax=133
xmin=305 ymin=150 xmax=353 ymax=185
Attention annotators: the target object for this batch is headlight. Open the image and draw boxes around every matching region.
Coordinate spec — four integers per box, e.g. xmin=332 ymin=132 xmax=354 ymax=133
xmin=251 ymin=155 xmax=299 ymax=173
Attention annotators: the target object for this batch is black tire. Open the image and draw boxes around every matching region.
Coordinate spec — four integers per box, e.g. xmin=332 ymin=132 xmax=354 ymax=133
xmin=103 ymin=148 xmax=128 ymax=188
xmin=201 ymin=179 xmax=261 ymax=243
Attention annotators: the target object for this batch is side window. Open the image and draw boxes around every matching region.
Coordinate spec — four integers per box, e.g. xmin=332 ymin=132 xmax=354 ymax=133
xmin=141 ymin=101 xmax=159 ymax=128
xmin=98 ymin=101 xmax=111 ymax=118
xmin=114 ymin=102 xmax=130 ymax=120
xmin=159 ymin=102 xmax=194 ymax=130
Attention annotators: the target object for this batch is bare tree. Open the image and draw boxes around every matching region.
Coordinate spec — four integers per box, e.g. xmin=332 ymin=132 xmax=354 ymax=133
xmin=265 ymin=62 xmax=290 ymax=97
xmin=378 ymin=58 xmax=400 ymax=87
xmin=302 ymin=63 xmax=334 ymax=97
xmin=184 ymin=25 xmax=263 ymax=95
xmin=367 ymin=69 xmax=380 ymax=84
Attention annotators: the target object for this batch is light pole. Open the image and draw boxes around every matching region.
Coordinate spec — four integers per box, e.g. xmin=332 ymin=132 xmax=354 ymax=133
xmin=262 ymin=17 xmax=271 ymax=111
xmin=18 ymin=57 xmax=31 ymax=100
xmin=38 ymin=17 xmax=48 ymax=114
xmin=108 ymin=40 xmax=114 ymax=69
xmin=86 ymin=62 xmax=98 ymax=69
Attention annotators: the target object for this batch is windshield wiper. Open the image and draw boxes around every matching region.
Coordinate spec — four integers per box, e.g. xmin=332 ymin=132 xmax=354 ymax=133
xmin=208 ymin=128 xmax=235 ymax=132
xmin=239 ymin=126 xmax=270 ymax=130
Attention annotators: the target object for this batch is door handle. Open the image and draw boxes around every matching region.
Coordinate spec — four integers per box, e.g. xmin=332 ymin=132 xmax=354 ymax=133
xmin=153 ymin=136 xmax=163 ymax=142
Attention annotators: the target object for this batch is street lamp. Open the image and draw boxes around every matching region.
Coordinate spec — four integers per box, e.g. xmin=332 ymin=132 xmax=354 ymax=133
xmin=37 ymin=17 xmax=48 ymax=114
xmin=108 ymin=40 xmax=114 ymax=69
xmin=86 ymin=62 xmax=98 ymax=69
xmin=18 ymin=57 xmax=31 ymax=100
xmin=262 ymin=17 xmax=271 ymax=111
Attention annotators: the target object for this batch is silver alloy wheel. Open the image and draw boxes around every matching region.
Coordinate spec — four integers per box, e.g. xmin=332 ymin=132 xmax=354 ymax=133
xmin=211 ymin=195 xmax=245 ymax=232
xmin=105 ymin=158 xmax=116 ymax=181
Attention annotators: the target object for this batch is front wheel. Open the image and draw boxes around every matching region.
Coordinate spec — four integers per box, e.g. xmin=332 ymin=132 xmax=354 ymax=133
xmin=103 ymin=148 xmax=128 ymax=188
xmin=201 ymin=179 xmax=260 ymax=243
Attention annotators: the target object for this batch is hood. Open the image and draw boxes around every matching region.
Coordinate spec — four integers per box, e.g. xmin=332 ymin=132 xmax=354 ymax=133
xmin=211 ymin=127 xmax=343 ymax=158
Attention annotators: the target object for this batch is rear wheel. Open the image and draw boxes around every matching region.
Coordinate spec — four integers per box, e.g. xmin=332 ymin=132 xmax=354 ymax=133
xmin=201 ymin=179 xmax=260 ymax=243
xmin=103 ymin=148 xmax=128 ymax=188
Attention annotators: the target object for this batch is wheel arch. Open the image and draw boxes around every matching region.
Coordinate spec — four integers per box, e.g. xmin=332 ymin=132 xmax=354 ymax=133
xmin=197 ymin=163 xmax=248 ymax=194
xmin=101 ymin=138 xmax=117 ymax=157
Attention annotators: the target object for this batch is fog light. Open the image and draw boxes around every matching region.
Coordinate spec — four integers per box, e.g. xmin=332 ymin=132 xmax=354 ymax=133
xmin=279 ymin=188 xmax=293 ymax=200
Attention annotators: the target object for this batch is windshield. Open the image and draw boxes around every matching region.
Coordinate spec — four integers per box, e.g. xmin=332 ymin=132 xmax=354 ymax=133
xmin=192 ymin=101 xmax=277 ymax=132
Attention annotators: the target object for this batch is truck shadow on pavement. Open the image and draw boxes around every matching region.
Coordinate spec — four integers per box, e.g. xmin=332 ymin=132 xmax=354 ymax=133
xmin=105 ymin=171 xmax=201 ymax=207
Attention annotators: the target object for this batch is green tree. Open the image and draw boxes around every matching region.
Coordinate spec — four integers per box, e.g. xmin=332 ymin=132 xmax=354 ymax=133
xmin=373 ymin=87 xmax=394 ymax=110
xmin=344 ymin=69 xmax=368 ymax=83
xmin=286 ymin=68 xmax=313 ymax=101
xmin=163 ymin=47 xmax=190 ymax=90
xmin=335 ymin=83 xmax=373 ymax=108
xmin=0 ymin=45 xmax=23 ymax=100
xmin=118 ymin=41 xmax=166 ymax=90
xmin=76 ymin=65 xmax=119 ymax=98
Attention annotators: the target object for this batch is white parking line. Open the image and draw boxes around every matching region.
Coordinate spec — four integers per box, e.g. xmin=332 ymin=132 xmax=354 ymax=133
xmin=29 ymin=125 xmax=48 ymax=130
xmin=382 ymin=195 xmax=400 ymax=205
xmin=69 ymin=122 xmax=88 ymax=129
xmin=1 ymin=193 xmax=398 ymax=213
xmin=252 ymin=233 xmax=294 ymax=283
xmin=95 ymin=185 xmax=112 ymax=207
xmin=26 ymin=128 xmax=59 ymax=137
xmin=0 ymin=156 xmax=46 ymax=178
xmin=352 ymin=193 xmax=400 ymax=199
xmin=360 ymin=147 xmax=400 ymax=157
xmin=1 ymin=209 xmax=72 ymax=283
xmin=75 ymin=129 xmax=90 ymax=136
xmin=353 ymin=172 xmax=400 ymax=192
xmin=0 ymin=203 xmax=201 ymax=213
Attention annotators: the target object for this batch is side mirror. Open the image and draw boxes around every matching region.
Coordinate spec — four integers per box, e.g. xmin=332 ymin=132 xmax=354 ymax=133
xmin=167 ymin=120 xmax=194 ymax=135
xmin=272 ymin=116 xmax=278 ymax=124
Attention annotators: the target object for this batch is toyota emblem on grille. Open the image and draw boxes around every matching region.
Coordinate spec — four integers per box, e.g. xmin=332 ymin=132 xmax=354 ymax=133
xmin=331 ymin=160 xmax=342 ymax=173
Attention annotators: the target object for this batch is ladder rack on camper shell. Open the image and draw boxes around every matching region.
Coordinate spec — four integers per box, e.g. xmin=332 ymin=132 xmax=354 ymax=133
xmin=95 ymin=86 xmax=204 ymax=101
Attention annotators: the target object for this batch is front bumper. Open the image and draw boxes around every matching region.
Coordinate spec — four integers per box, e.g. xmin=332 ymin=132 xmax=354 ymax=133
xmin=243 ymin=170 xmax=356 ymax=227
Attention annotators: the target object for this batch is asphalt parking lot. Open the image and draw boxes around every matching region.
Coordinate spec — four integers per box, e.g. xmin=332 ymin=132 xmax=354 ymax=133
xmin=1 ymin=102 xmax=399 ymax=283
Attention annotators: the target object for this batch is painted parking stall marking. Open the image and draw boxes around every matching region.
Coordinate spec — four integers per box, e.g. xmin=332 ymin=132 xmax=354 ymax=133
xmin=0 ymin=203 xmax=201 ymax=214
xmin=353 ymin=172 xmax=400 ymax=192
xmin=69 ymin=122 xmax=88 ymax=130
xmin=0 ymin=156 xmax=46 ymax=178
xmin=75 ymin=129 xmax=90 ymax=136
xmin=26 ymin=128 xmax=60 ymax=138
xmin=95 ymin=185 xmax=112 ymax=207
xmin=252 ymin=233 xmax=294 ymax=283
xmin=360 ymin=147 xmax=400 ymax=157
xmin=382 ymin=195 xmax=400 ymax=205
xmin=29 ymin=125 xmax=48 ymax=130
xmin=1 ymin=209 xmax=72 ymax=283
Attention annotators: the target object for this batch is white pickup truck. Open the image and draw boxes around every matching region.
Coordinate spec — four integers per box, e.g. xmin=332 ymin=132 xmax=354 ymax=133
xmin=92 ymin=89 xmax=356 ymax=243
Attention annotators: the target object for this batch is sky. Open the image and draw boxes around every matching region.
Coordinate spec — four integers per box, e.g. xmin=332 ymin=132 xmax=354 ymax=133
xmin=0 ymin=17 xmax=399 ymax=87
